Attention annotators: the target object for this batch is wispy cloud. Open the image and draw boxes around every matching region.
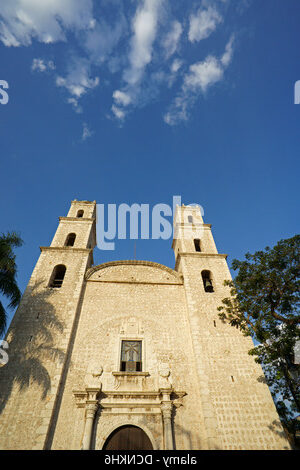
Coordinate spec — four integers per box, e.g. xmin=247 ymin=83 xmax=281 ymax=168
xmin=0 ymin=0 xmax=95 ymax=46
xmin=82 ymin=122 xmax=93 ymax=141
xmin=162 ymin=20 xmax=182 ymax=58
xmin=188 ymin=5 xmax=223 ymax=42
xmin=123 ymin=0 xmax=164 ymax=87
xmin=113 ymin=90 xmax=132 ymax=106
xmin=31 ymin=58 xmax=55 ymax=73
xmin=111 ymin=105 xmax=126 ymax=121
xmin=56 ymin=57 xmax=99 ymax=108
xmin=83 ymin=14 xmax=127 ymax=64
xmin=164 ymin=35 xmax=234 ymax=125
xmin=110 ymin=0 xmax=165 ymax=121
xmin=0 ymin=1 xmax=242 ymax=125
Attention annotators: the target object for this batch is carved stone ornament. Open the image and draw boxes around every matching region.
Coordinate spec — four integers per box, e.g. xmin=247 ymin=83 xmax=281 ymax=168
xmin=161 ymin=402 xmax=173 ymax=420
xmin=84 ymin=363 xmax=103 ymax=389
xmin=159 ymin=363 xmax=172 ymax=389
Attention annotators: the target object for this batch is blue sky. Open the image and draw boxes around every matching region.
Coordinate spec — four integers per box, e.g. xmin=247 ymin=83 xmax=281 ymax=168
xmin=0 ymin=0 xmax=299 ymax=329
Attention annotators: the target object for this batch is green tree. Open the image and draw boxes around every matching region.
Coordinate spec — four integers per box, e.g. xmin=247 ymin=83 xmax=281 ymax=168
xmin=218 ymin=235 xmax=300 ymax=426
xmin=0 ymin=232 xmax=23 ymax=336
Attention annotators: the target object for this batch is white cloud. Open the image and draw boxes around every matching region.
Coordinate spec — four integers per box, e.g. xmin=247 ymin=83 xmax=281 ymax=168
xmin=167 ymin=58 xmax=183 ymax=88
xmin=111 ymin=104 xmax=125 ymax=120
xmin=183 ymin=56 xmax=224 ymax=93
xmin=171 ymin=58 xmax=183 ymax=74
xmin=164 ymin=94 xmax=189 ymax=125
xmin=113 ymin=90 xmax=132 ymax=106
xmin=0 ymin=2 xmax=239 ymax=123
xmin=162 ymin=20 xmax=182 ymax=58
xmin=31 ymin=58 xmax=55 ymax=72
xmin=188 ymin=6 xmax=222 ymax=42
xmin=56 ymin=57 xmax=99 ymax=100
xmin=0 ymin=0 xmax=95 ymax=47
xmin=82 ymin=122 xmax=93 ymax=141
xmin=164 ymin=36 xmax=234 ymax=125
xmin=67 ymin=97 xmax=82 ymax=114
xmin=84 ymin=15 xmax=127 ymax=64
xmin=221 ymin=35 xmax=234 ymax=67
xmin=123 ymin=0 xmax=164 ymax=86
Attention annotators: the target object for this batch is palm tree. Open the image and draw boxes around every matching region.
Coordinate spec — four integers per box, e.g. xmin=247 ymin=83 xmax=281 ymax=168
xmin=0 ymin=232 xmax=23 ymax=336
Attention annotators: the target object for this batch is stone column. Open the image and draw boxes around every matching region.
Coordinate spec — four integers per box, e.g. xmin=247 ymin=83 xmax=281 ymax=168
xmin=82 ymin=401 xmax=98 ymax=450
xmin=161 ymin=402 xmax=174 ymax=450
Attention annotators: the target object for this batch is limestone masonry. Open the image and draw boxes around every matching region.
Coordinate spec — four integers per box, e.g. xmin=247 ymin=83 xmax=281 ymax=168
xmin=0 ymin=200 xmax=291 ymax=450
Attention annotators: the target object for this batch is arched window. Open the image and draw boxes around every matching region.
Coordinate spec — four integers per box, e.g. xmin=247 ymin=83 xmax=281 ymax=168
xmin=49 ymin=265 xmax=66 ymax=288
xmin=194 ymin=239 xmax=201 ymax=252
xmin=65 ymin=233 xmax=76 ymax=247
xmin=188 ymin=215 xmax=193 ymax=224
xmin=201 ymin=270 xmax=214 ymax=292
xmin=77 ymin=210 xmax=84 ymax=218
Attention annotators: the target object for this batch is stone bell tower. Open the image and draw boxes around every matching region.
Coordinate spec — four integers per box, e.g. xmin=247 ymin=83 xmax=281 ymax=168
xmin=0 ymin=200 xmax=96 ymax=450
xmin=172 ymin=204 xmax=290 ymax=450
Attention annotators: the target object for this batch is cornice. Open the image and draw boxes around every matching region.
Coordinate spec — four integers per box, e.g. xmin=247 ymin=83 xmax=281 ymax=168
xmin=85 ymin=259 xmax=183 ymax=282
xmin=58 ymin=217 xmax=96 ymax=222
xmin=71 ymin=200 xmax=96 ymax=205
xmin=178 ymin=252 xmax=227 ymax=259
xmin=40 ymin=246 xmax=93 ymax=253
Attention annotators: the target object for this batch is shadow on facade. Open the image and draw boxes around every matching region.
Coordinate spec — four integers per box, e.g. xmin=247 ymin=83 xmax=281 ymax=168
xmin=0 ymin=280 xmax=65 ymax=415
xmin=256 ymin=374 xmax=291 ymax=449
xmin=267 ymin=419 xmax=291 ymax=449
xmin=173 ymin=410 xmax=203 ymax=450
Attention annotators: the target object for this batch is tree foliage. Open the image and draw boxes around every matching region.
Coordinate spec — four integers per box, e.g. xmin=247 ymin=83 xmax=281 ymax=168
xmin=218 ymin=235 xmax=300 ymax=425
xmin=0 ymin=232 xmax=23 ymax=336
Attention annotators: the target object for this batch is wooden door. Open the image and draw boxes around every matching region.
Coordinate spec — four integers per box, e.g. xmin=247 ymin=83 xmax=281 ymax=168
xmin=103 ymin=425 xmax=153 ymax=450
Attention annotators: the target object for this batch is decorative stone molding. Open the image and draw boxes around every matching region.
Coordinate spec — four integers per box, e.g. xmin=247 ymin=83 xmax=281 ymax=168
xmin=112 ymin=372 xmax=150 ymax=377
xmin=85 ymin=260 xmax=184 ymax=283
xmin=59 ymin=216 xmax=96 ymax=222
xmin=161 ymin=402 xmax=172 ymax=420
xmin=73 ymin=386 xmax=101 ymax=450
xmin=40 ymin=246 xmax=92 ymax=253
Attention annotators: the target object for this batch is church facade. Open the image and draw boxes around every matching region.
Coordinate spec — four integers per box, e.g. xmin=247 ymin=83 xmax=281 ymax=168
xmin=0 ymin=200 xmax=290 ymax=450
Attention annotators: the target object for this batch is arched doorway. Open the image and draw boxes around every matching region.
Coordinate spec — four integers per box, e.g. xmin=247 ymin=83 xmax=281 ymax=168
xmin=103 ymin=425 xmax=153 ymax=450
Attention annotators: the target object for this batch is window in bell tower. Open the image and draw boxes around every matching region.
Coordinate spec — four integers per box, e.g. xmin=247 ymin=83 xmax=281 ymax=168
xmin=65 ymin=233 xmax=76 ymax=247
xmin=194 ymin=238 xmax=201 ymax=252
xmin=49 ymin=264 xmax=66 ymax=288
xmin=201 ymin=270 xmax=214 ymax=293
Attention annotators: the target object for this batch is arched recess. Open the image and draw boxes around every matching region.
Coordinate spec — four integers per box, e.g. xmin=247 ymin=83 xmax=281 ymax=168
xmin=201 ymin=270 xmax=214 ymax=292
xmin=102 ymin=425 xmax=154 ymax=450
xmin=48 ymin=264 xmax=66 ymax=288
xmin=65 ymin=233 xmax=76 ymax=247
